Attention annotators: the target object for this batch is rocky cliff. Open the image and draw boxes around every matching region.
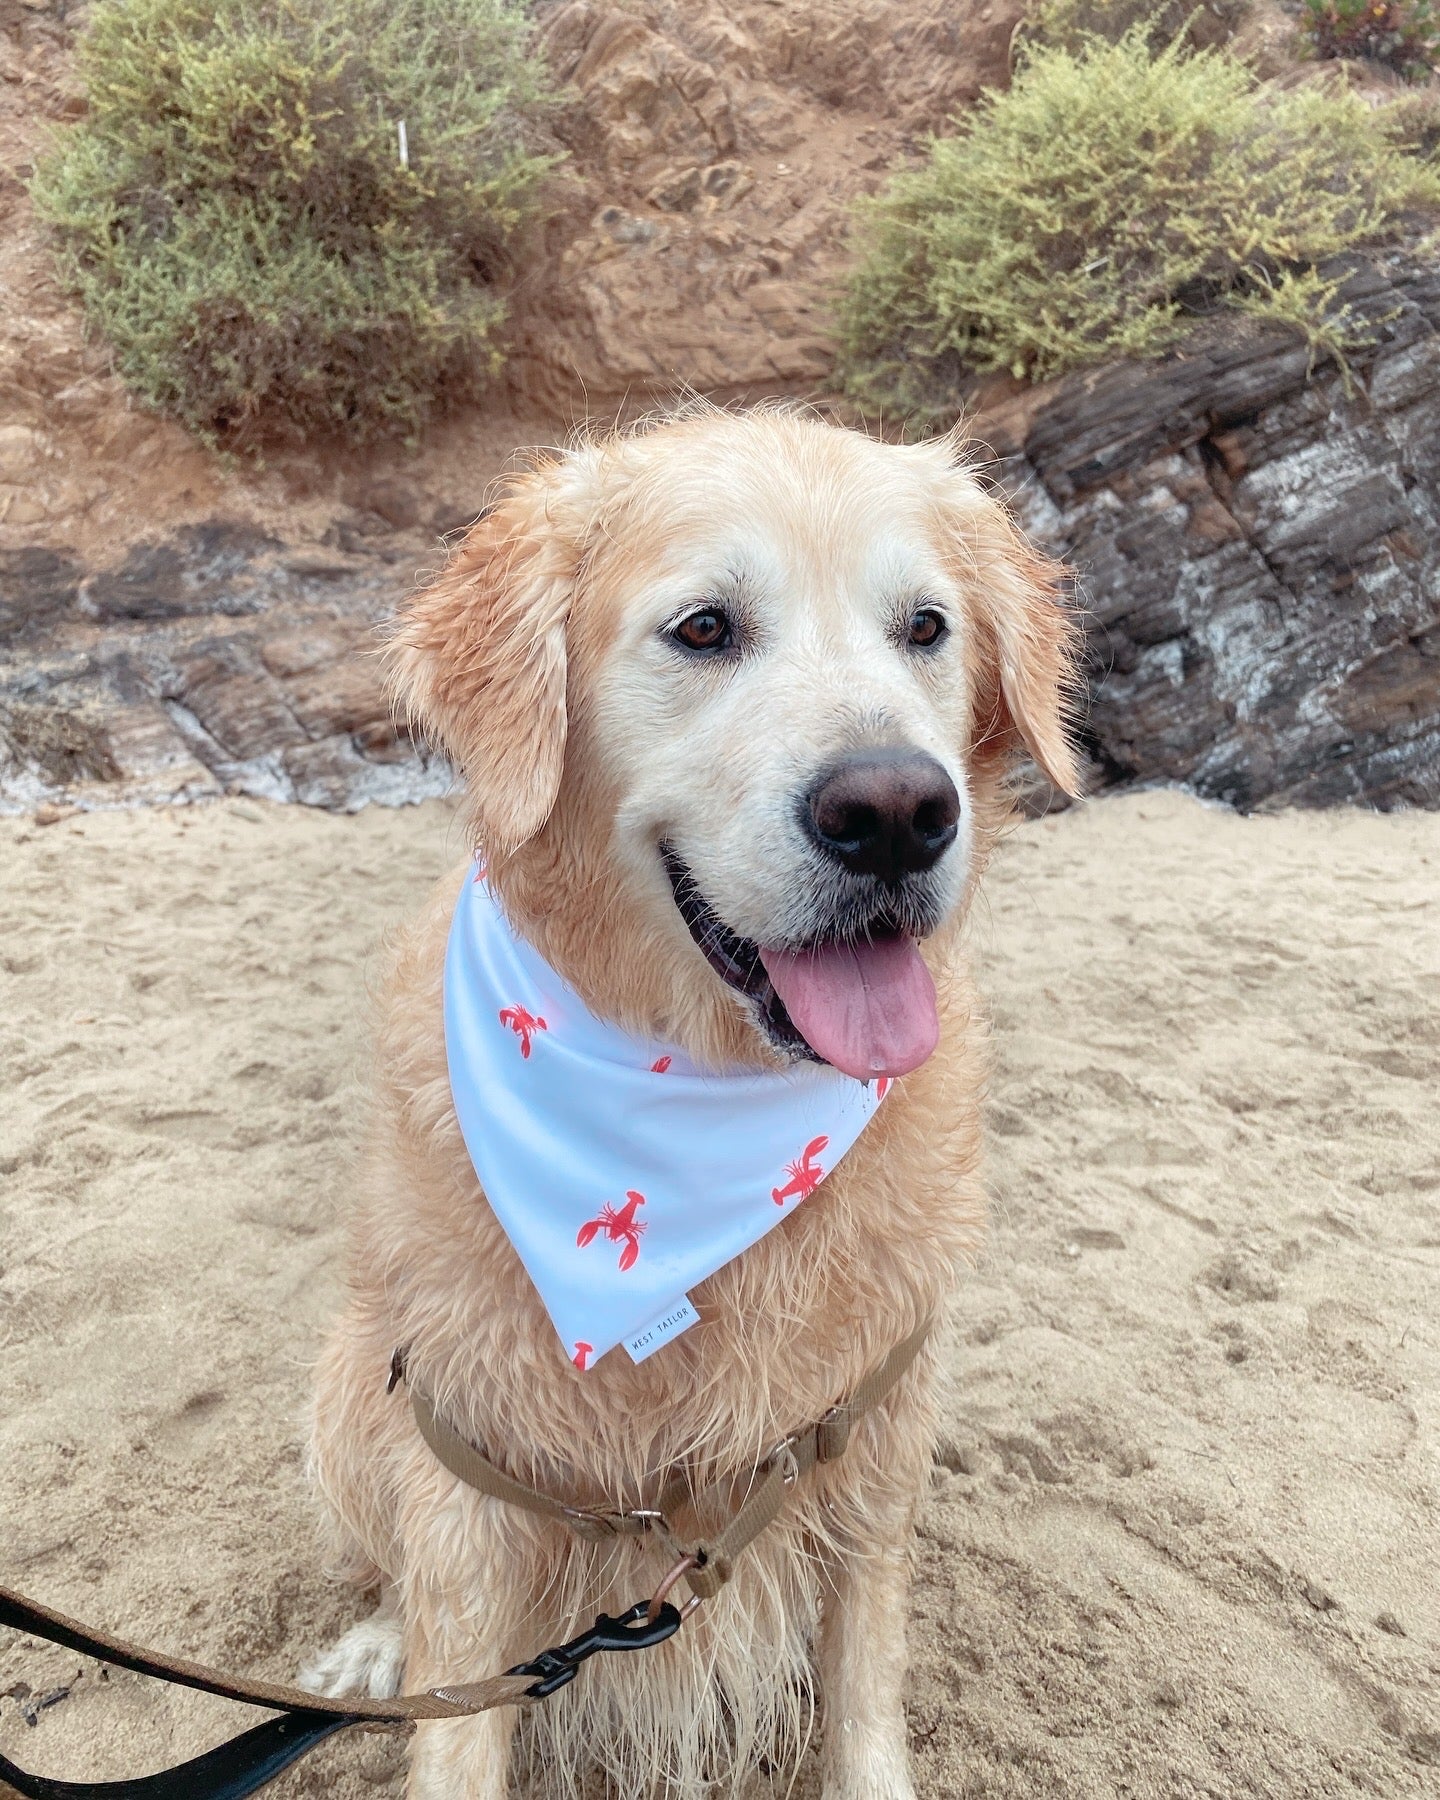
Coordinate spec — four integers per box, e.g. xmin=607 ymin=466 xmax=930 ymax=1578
xmin=997 ymin=247 xmax=1440 ymax=810
xmin=0 ymin=525 xmax=456 ymax=811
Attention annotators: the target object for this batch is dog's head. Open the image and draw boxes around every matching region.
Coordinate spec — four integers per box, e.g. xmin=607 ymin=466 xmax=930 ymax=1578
xmin=390 ymin=409 xmax=1080 ymax=1075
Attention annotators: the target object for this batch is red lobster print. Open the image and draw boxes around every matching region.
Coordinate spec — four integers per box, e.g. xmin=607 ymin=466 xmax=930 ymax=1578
xmin=572 ymin=1341 xmax=593 ymax=1371
xmin=651 ymin=1055 xmax=672 ymax=1073
xmin=576 ymin=1190 xmax=646 ymax=1271
xmin=876 ymin=1076 xmax=892 ymax=1100
xmin=498 ymin=1005 xmax=547 ymax=1058
xmin=772 ymin=1136 xmax=829 ymax=1206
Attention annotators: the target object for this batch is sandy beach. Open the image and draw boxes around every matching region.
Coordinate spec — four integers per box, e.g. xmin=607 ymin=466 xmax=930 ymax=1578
xmin=1 ymin=791 xmax=1436 ymax=1797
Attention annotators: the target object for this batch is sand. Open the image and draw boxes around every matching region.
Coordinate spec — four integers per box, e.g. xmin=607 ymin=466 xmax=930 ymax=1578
xmin=1 ymin=791 xmax=1436 ymax=1798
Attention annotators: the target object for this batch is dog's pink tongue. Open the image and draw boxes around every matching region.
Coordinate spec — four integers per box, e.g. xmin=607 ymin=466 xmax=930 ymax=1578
xmin=759 ymin=937 xmax=939 ymax=1081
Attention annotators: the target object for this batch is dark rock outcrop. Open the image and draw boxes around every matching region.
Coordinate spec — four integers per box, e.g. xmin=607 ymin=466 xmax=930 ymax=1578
xmin=0 ymin=534 xmax=451 ymax=812
xmin=0 ymin=547 xmax=82 ymax=640
xmin=997 ymin=247 xmax=1440 ymax=810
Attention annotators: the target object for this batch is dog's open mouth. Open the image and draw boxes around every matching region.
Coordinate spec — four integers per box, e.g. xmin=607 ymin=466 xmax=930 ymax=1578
xmin=661 ymin=847 xmax=939 ymax=1081
xmin=661 ymin=846 xmax=813 ymax=1059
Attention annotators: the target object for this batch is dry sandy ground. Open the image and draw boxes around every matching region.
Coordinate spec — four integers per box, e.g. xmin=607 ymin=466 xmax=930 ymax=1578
xmin=1 ymin=791 xmax=1436 ymax=1798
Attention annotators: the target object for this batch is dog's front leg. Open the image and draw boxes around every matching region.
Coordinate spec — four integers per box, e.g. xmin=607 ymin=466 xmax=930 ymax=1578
xmin=816 ymin=1540 xmax=918 ymax=1800
xmin=406 ymin=1705 xmax=516 ymax=1800
xmin=399 ymin=1518 xmax=532 ymax=1800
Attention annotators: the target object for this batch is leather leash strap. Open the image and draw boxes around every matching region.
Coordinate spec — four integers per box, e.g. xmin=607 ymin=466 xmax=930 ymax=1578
xmin=0 ymin=1585 xmax=532 ymax=1800
xmin=407 ymin=1318 xmax=933 ymax=1604
xmin=0 ymin=1584 xmax=528 ymax=1727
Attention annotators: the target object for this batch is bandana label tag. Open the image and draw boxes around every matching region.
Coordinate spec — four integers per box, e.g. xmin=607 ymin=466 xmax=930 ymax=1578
xmin=625 ymin=1295 xmax=700 ymax=1364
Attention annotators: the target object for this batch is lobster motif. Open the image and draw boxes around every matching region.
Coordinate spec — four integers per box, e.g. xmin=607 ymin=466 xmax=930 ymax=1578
xmin=498 ymin=1004 xmax=547 ymax=1058
xmin=876 ymin=1076 xmax=892 ymax=1100
xmin=772 ymin=1136 xmax=829 ymax=1206
xmin=572 ymin=1341 xmax=593 ymax=1371
xmin=651 ymin=1055 xmax=672 ymax=1073
xmin=576 ymin=1190 xmax=646 ymax=1271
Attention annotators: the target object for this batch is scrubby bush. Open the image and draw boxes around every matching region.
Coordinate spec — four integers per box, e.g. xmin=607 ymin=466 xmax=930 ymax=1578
xmin=1379 ymin=82 xmax=1440 ymax=154
xmin=1301 ymin=0 xmax=1439 ymax=79
xmin=32 ymin=0 xmax=557 ymax=445
xmin=839 ymin=31 xmax=1440 ymax=418
xmin=1023 ymin=0 xmax=1249 ymax=56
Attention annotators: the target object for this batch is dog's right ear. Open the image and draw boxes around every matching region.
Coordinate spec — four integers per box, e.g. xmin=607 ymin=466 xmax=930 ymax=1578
xmin=386 ymin=456 xmax=595 ymax=854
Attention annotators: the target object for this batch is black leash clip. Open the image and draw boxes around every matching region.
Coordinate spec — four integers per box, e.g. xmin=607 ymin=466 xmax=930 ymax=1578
xmin=505 ymin=1600 xmax=682 ymax=1700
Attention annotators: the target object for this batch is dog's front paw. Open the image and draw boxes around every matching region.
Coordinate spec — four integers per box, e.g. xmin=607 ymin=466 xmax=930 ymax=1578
xmin=299 ymin=1602 xmax=405 ymax=1700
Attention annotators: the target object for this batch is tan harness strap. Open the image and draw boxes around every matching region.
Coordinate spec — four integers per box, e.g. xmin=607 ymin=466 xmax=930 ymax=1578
xmin=405 ymin=1319 xmax=933 ymax=1605
xmin=409 ymin=1383 xmax=654 ymax=1544
xmin=682 ymin=1319 xmax=933 ymax=1598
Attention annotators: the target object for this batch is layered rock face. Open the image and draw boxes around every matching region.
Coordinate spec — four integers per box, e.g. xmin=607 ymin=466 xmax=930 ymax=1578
xmin=998 ymin=249 xmax=1440 ymax=810
xmin=0 ymin=530 xmax=450 ymax=812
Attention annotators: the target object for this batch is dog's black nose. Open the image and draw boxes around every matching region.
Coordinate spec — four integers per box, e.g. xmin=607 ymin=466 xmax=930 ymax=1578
xmin=805 ymin=751 xmax=961 ymax=881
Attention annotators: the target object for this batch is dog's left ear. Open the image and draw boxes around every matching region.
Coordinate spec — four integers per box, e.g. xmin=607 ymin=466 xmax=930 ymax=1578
xmin=937 ymin=463 xmax=1084 ymax=797
xmin=385 ymin=452 xmax=597 ymax=853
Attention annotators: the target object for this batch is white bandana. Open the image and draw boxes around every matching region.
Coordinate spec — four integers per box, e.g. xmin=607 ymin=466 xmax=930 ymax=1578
xmin=444 ymin=863 xmax=889 ymax=1371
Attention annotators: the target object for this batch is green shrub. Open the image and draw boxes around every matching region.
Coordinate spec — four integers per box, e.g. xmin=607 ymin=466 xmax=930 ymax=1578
xmin=1023 ymin=0 xmax=1249 ymax=57
xmin=839 ymin=32 xmax=1440 ymax=418
xmin=32 ymin=0 xmax=558 ymax=445
xmin=1300 ymin=0 xmax=1439 ymax=79
xmin=1378 ymin=82 xmax=1440 ymax=155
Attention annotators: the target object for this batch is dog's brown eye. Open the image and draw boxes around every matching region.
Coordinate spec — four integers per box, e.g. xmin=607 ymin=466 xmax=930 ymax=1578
xmin=907 ymin=608 xmax=946 ymax=648
xmin=673 ymin=608 xmax=732 ymax=652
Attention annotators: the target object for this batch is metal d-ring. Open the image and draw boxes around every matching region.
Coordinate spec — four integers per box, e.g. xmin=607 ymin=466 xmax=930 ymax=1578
xmin=646 ymin=1553 xmax=704 ymax=1625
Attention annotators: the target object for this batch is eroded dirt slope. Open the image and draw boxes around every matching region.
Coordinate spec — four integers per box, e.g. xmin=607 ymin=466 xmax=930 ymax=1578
xmin=513 ymin=0 xmax=1021 ymax=403
xmin=0 ymin=0 xmax=1021 ymax=559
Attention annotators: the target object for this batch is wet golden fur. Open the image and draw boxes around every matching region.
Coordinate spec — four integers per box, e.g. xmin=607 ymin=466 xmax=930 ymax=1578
xmin=307 ymin=407 xmax=1079 ymax=1798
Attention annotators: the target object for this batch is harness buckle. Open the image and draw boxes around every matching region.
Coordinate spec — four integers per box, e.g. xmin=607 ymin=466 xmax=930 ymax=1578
xmin=561 ymin=1504 xmax=669 ymax=1543
xmin=761 ymin=1437 xmax=802 ymax=1487
xmin=815 ymin=1403 xmax=851 ymax=1463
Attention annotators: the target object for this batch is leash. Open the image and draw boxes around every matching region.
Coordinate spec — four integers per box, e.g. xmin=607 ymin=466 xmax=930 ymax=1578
xmin=0 ymin=1587 xmax=682 ymax=1800
xmin=0 ymin=1322 xmax=929 ymax=1800
xmin=0 ymin=1585 xmax=679 ymax=1800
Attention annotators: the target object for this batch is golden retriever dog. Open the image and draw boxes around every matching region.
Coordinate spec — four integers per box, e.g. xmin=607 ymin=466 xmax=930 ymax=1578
xmin=305 ymin=405 xmax=1079 ymax=1799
